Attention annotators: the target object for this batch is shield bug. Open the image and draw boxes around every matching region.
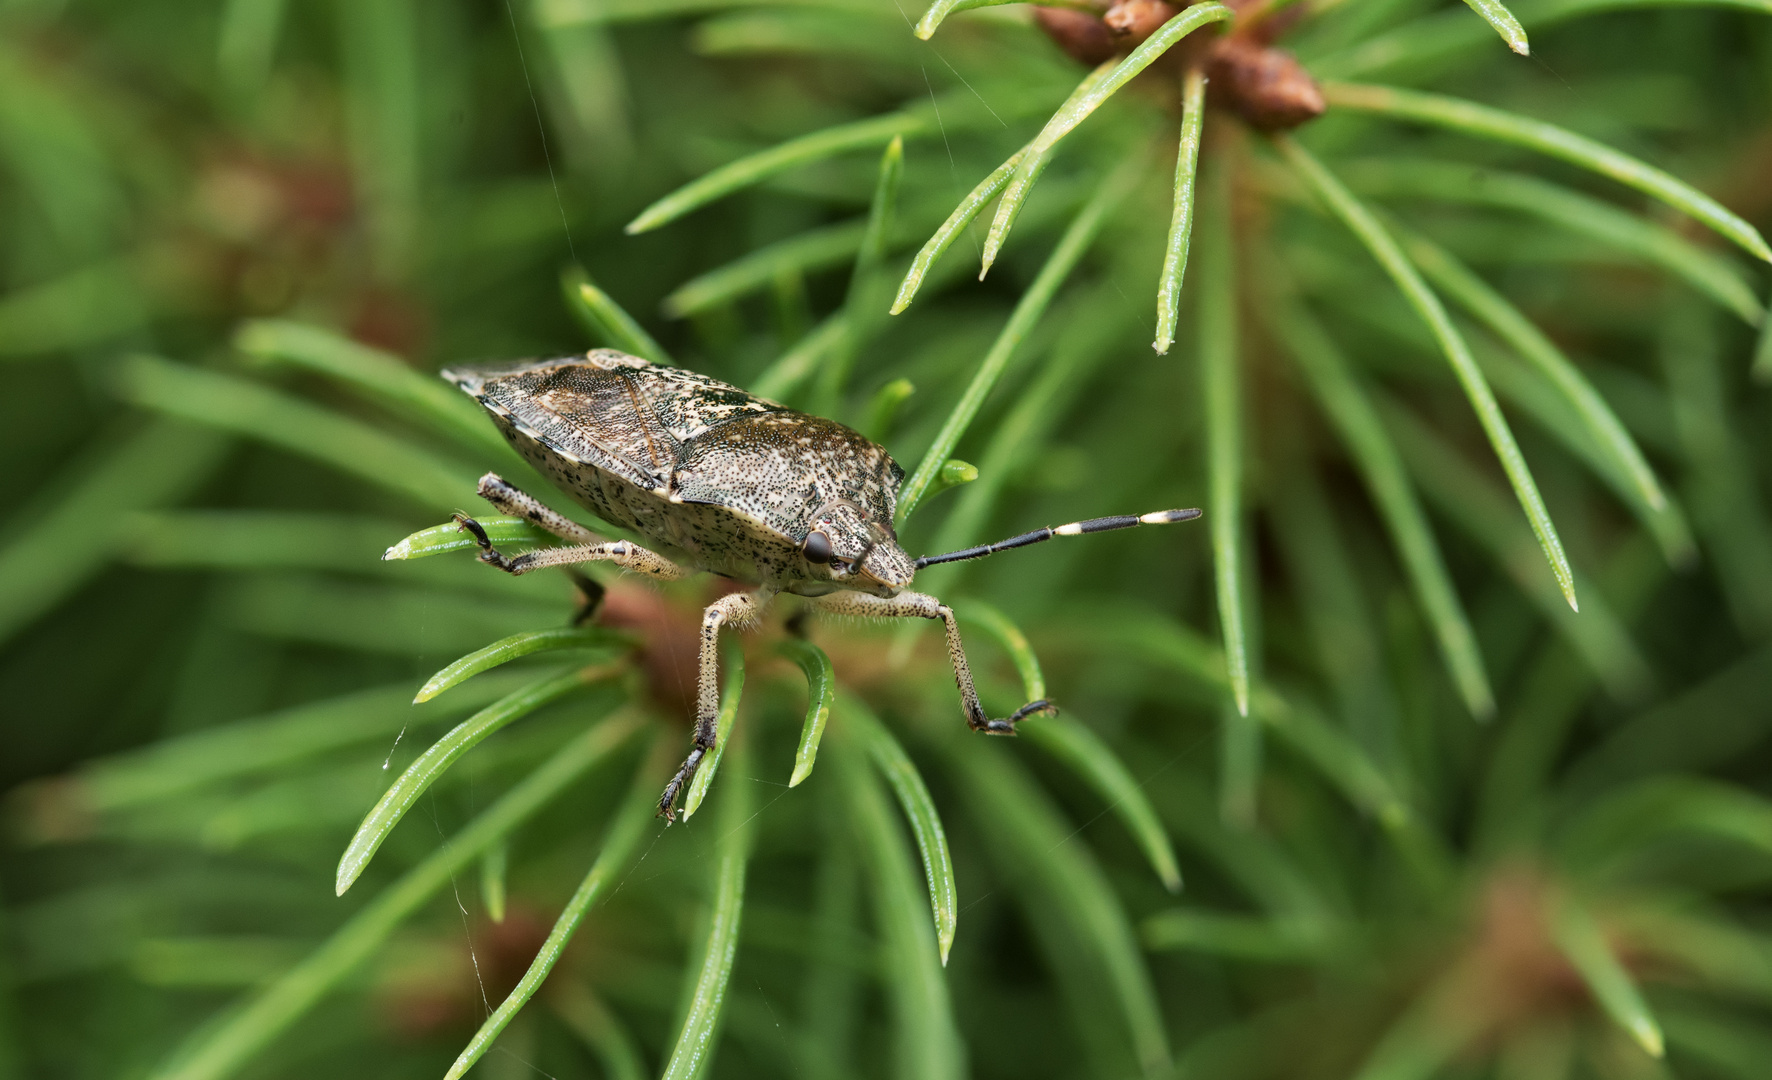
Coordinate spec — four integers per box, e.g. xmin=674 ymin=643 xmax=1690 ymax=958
xmin=441 ymin=350 xmax=1201 ymax=820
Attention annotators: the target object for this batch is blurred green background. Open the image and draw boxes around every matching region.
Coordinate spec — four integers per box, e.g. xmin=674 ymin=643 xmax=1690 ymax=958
xmin=3 ymin=1 xmax=1772 ymax=1078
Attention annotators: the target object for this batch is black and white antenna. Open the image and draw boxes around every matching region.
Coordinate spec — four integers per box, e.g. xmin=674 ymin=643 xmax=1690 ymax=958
xmin=915 ymin=508 xmax=1202 ymax=570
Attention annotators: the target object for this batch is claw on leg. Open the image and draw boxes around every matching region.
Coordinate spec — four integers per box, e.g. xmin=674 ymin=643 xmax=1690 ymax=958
xmin=656 ymin=590 xmax=770 ymax=825
xmin=657 ymin=747 xmax=705 ymax=822
xmin=808 ymin=588 xmax=1055 ymax=736
xmin=454 ymin=513 xmax=516 ymax=572
xmin=974 ymin=697 xmax=1058 ymax=734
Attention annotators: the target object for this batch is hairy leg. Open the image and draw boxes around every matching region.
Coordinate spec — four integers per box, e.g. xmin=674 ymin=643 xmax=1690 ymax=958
xmin=455 ymin=515 xmax=690 ymax=580
xmin=475 ymin=472 xmax=601 ymax=543
xmin=809 ymin=589 xmax=1053 ymax=733
xmin=463 ymin=471 xmax=689 ymax=576
xmin=658 ymin=590 xmax=772 ymax=821
xmin=461 ymin=475 xmax=686 ymax=580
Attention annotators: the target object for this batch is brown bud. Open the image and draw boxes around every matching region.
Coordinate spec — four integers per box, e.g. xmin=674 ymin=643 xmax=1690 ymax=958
xmin=1103 ymin=0 xmax=1181 ymax=44
xmin=597 ymin=582 xmax=704 ymax=721
xmin=1033 ymin=7 xmax=1117 ymax=66
xmin=1207 ymin=37 xmax=1326 ymax=131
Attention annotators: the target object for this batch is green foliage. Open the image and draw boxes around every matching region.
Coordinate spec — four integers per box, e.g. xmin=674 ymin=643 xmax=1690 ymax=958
xmin=779 ymin=639 xmax=835 ymax=788
xmin=3 ymin=1 xmax=1772 ymax=1079
xmin=840 ymin=695 xmax=959 ymax=966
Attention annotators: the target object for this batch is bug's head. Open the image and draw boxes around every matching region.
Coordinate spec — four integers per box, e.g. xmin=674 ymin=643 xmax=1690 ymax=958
xmin=800 ymin=502 xmax=914 ymax=596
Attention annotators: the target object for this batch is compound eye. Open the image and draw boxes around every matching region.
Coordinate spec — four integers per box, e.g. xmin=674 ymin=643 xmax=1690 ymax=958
xmin=802 ymin=530 xmax=834 ymax=564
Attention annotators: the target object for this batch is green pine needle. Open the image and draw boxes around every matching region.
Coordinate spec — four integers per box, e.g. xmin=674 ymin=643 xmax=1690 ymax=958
xmin=151 ymin=712 xmax=645 ymax=1080
xmin=1154 ymin=67 xmax=1208 ymax=355
xmin=1199 ymin=168 xmax=1250 ymax=719
xmin=1459 ymin=0 xmax=1530 ymax=54
xmin=1325 ymin=82 xmax=1772 ymax=264
xmin=563 ymin=267 xmax=676 ymax=364
xmin=1280 ymin=137 xmax=1579 ymax=614
xmin=898 ymin=160 xmax=1137 ymax=524
xmin=336 ymin=668 xmax=619 ymax=894
xmin=660 ymin=726 xmax=753 ymax=1080
xmin=781 ymin=638 xmax=835 ymax=788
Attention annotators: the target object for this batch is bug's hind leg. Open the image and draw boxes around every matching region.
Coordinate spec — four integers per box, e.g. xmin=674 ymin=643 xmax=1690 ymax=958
xmin=455 ymin=472 xmax=686 ymax=580
xmin=809 ymin=590 xmax=1055 ymax=734
xmin=475 ymin=472 xmax=600 ymax=543
xmin=658 ymin=589 xmax=772 ymax=822
xmin=453 ymin=517 xmax=691 ymax=581
xmin=456 ymin=471 xmax=618 ymax=573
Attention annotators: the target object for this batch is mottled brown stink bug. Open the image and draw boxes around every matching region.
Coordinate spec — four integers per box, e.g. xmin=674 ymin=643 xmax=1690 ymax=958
xmin=442 ymin=350 xmax=1200 ymax=820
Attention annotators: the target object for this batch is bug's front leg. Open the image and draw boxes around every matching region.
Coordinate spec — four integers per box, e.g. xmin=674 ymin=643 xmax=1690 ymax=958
xmin=658 ymin=589 xmax=773 ymax=822
xmin=809 ymin=590 xmax=1055 ymax=733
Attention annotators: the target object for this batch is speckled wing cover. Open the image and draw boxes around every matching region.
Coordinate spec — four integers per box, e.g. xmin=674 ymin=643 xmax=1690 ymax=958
xmin=445 ymin=351 xmax=904 ymax=549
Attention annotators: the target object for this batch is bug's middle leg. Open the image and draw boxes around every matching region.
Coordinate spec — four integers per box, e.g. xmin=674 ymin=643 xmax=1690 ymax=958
xmin=809 ymin=589 xmax=1054 ymax=734
xmin=564 ymin=568 xmax=606 ymax=625
xmin=658 ymin=589 xmax=773 ymax=822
